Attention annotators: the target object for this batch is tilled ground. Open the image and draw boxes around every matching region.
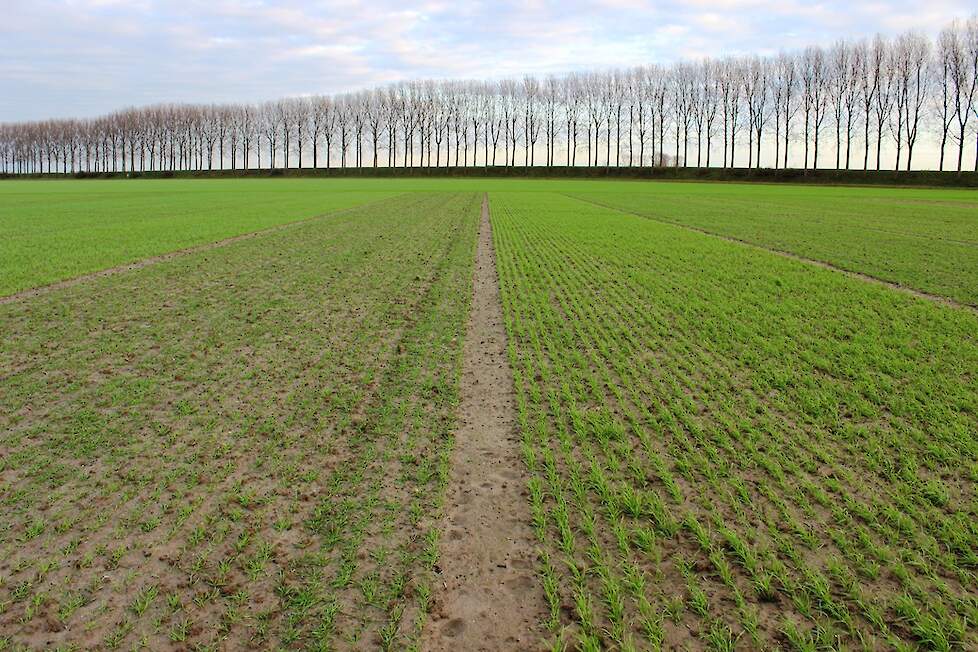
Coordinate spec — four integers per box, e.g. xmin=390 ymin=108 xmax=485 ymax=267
xmin=0 ymin=193 xmax=480 ymax=650
xmin=421 ymin=196 xmax=548 ymax=651
xmin=4 ymin=180 xmax=978 ymax=652
xmin=489 ymin=191 xmax=978 ymax=650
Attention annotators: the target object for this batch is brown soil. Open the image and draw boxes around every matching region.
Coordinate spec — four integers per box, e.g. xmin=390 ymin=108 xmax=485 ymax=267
xmin=0 ymin=194 xmax=471 ymax=650
xmin=422 ymin=194 xmax=548 ymax=651
xmin=569 ymin=194 xmax=978 ymax=314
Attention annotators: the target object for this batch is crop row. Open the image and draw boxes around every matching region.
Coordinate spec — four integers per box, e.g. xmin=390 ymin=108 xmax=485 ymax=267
xmin=0 ymin=193 xmax=480 ymax=650
xmin=0 ymin=179 xmax=396 ymax=295
xmin=491 ymin=192 xmax=978 ymax=650
xmin=568 ymin=184 xmax=978 ymax=306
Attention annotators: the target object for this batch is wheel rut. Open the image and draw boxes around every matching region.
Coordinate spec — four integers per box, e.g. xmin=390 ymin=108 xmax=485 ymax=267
xmin=422 ymin=193 xmax=547 ymax=651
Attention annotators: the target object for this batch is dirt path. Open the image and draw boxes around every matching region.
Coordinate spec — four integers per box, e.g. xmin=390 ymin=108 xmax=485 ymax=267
xmin=568 ymin=194 xmax=978 ymax=314
xmin=422 ymin=194 xmax=547 ymax=651
xmin=0 ymin=199 xmax=393 ymax=306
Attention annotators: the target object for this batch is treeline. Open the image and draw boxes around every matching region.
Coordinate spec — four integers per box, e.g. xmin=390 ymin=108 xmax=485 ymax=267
xmin=15 ymin=166 xmax=975 ymax=189
xmin=2 ymin=15 xmax=976 ymax=175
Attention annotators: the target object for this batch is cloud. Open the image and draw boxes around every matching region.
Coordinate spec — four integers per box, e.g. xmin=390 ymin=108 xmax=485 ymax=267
xmin=1 ymin=0 xmax=975 ymax=121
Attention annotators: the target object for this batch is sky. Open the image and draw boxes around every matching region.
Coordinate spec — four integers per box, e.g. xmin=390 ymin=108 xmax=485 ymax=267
xmin=1 ymin=0 xmax=976 ymax=123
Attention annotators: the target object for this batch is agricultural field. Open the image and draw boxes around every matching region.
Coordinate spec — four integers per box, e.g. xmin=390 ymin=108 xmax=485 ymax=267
xmin=491 ymin=191 xmax=978 ymax=650
xmin=0 ymin=179 xmax=398 ymax=295
xmin=1 ymin=177 xmax=977 ymax=651
xmin=566 ymin=183 xmax=978 ymax=306
xmin=0 ymin=191 xmax=480 ymax=649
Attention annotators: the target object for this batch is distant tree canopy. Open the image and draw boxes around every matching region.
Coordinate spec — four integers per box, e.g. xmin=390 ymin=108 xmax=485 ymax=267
xmin=2 ymin=15 xmax=976 ymax=175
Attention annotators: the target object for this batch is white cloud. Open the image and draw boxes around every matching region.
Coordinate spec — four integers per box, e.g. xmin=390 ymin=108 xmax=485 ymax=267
xmin=1 ymin=0 xmax=975 ymax=121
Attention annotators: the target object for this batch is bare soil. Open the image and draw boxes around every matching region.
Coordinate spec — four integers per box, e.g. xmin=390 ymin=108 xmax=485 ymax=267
xmin=422 ymin=195 xmax=548 ymax=651
xmin=0 ymin=194 xmax=475 ymax=650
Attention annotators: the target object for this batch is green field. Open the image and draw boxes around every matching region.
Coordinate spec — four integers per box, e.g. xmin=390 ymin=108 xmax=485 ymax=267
xmin=492 ymin=191 xmax=978 ymax=649
xmin=1 ymin=178 xmax=977 ymax=650
xmin=1 ymin=192 xmax=481 ymax=649
xmin=4 ymin=179 xmax=977 ymax=303
xmin=0 ymin=180 xmax=398 ymax=295
xmin=567 ymin=184 xmax=978 ymax=306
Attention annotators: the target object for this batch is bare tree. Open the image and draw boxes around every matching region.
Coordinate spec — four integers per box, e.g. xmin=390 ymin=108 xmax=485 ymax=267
xmin=563 ymin=75 xmax=583 ymax=166
xmin=633 ymin=67 xmax=654 ymax=166
xmin=261 ymin=102 xmax=281 ymax=169
xmin=829 ymin=40 xmax=858 ymax=169
xmin=607 ymin=71 xmax=625 ymax=166
xmin=650 ymin=67 xmax=669 ymax=167
xmin=971 ymin=17 xmax=978 ymax=170
xmin=800 ymin=46 xmax=830 ymax=169
xmin=774 ymin=53 xmax=799 ymax=168
xmin=719 ymin=59 xmax=743 ymax=168
xmin=383 ymin=87 xmax=400 ymax=167
xmin=856 ymin=39 xmax=879 ymax=170
xmin=936 ymin=27 xmax=961 ymax=170
xmin=364 ymin=91 xmax=384 ymax=167
xmin=693 ymin=61 xmax=720 ymax=167
xmin=336 ymin=95 xmax=354 ymax=168
xmin=891 ymin=33 xmax=931 ymax=170
xmin=671 ymin=63 xmax=695 ymax=166
xmin=486 ymin=88 xmax=503 ymax=167
xmin=523 ymin=76 xmax=543 ymax=166
xmin=580 ymin=74 xmax=600 ymax=166
xmin=541 ymin=76 xmax=560 ymax=167
xmin=871 ymin=36 xmax=896 ymax=170
xmin=293 ymin=99 xmax=310 ymax=168
xmin=842 ymin=43 xmax=863 ymax=169
xmin=6 ymin=16 xmax=978 ymax=178
xmin=961 ymin=17 xmax=978 ymax=171
xmin=226 ymin=106 xmax=242 ymax=170
xmin=744 ymin=57 xmax=770 ymax=168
